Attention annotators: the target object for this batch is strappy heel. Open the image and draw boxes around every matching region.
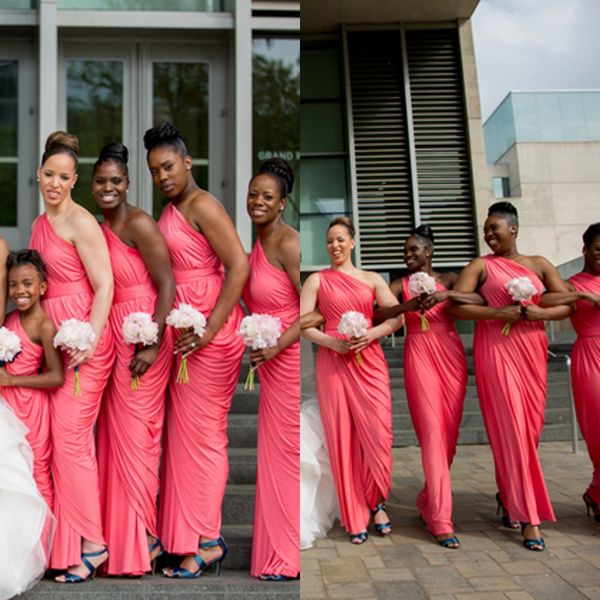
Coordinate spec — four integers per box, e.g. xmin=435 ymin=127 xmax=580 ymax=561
xmin=583 ymin=492 xmax=600 ymax=523
xmin=350 ymin=530 xmax=368 ymax=544
xmin=259 ymin=574 xmax=295 ymax=581
xmin=495 ymin=492 xmax=520 ymax=529
xmin=148 ymin=538 xmax=164 ymax=575
xmin=436 ymin=534 xmax=460 ymax=549
xmin=55 ymin=546 xmax=108 ymax=583
xmin=163 ymin=537 xmax=228 ymax=578
xmin=371 ymin=503 xmax=392 ymax=536
xmin=521 ymin=522 xmax=545 ymax=552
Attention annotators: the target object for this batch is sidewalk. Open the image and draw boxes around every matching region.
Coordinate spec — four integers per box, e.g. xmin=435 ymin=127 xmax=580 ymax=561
xmin=301 ymin=442 xmax=600 ymax=600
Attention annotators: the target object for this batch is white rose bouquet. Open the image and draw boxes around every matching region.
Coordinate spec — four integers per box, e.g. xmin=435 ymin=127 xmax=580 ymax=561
xmin=0 ymin=327 xmax=22 ymax=366
xmin=122 ymin=312 xmax=159 ymax=390
xmin=166 ymin=303 xmax=207 ymax=384
xmin=237 ymin=314 xmax=282 ymax=390
xmin=408 ymin=271 xmax=437 ymax=331
xmin=53 ymin=319 xmax=96 ymax=396
xmin=337 ymin=311 xmax=369 ymax=366
xmin=502 ymin=276 xmax=538 ymax=335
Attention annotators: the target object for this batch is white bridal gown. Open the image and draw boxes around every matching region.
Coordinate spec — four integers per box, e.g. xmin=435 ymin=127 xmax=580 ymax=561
xmin=299 ymin=340 xmax=339 ymax=549
xmin=0 ymin=400 xmax=53 ymax=600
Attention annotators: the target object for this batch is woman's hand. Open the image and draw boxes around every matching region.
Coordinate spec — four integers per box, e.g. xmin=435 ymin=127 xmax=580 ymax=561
xmin=67 ymin=340 xmax=98 ymax=369
xmin=249 ymin=345 xmax=281 ymax=368
xmin=130 ymin=344 xmax=159 ymax=378
xmin=327 ymin=337 xmax=351 ymax=354
xmin=419 ymin=290 xmax=449 ymax=311
xmin=495 ymin=304 xmax=521 ymax=323
xmin=349 ymin=329 xmax=376 ymax=354
xmin=584 ymin=292 xmax=600 ymax=308
xmin=174 ymin=327 xmax=213 ymax=358
xmin=0 ymin=366 xmax=10 ymax=386
xmin=522 ymin=304 xmax=548 ymax=322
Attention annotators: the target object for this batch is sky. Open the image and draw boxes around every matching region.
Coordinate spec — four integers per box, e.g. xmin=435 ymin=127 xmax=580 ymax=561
xmin=471 ymin=0 xmax=600 ymax=121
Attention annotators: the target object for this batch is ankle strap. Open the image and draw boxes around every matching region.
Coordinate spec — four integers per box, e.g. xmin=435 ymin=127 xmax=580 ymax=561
xmin=199 ymin=537 xmax=222 ymax=549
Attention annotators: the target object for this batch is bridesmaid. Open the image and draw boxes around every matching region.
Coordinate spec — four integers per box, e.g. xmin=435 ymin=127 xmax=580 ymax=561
xmin=92 ymin=143 xmax=176 ymax=576
xmin=301 ymin=217 xmax=402 ymax=544
xmin=144 ymin=123 xmax=249 ymax=577
xmin=376 ymin=225 xmax=480 ymax=548
xmin=539 ymin=223 xmax=600 ymax=521
xmin=0 ymin=236 xmax=7 ymax=322
xmin=242 ymin=158 xmax=300 ymax=581
xmin=29 ymin=131 xmax=114 ymax=580
xmin=449 ymin=201 xmax=570 ymax=551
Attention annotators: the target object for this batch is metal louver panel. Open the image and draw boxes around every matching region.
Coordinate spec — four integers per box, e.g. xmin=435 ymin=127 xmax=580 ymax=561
xmin=347 ymin=30 xmax=414 ymax=269
xmin=406 ymin=29 xmax=476 ymax=267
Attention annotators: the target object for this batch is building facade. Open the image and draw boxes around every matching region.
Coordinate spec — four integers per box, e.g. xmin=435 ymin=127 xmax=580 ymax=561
xmin=485 ymin=90 xmax=600 ymax=268
xmin=300 ymin=0 xmax=489 ymax=274
xmin=0 ymin=0 xmax=299 ymax=249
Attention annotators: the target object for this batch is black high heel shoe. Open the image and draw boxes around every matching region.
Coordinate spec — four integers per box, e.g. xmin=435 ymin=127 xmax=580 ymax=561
xmin=371 ymin=503 xmax=392 ymax=536
xmin=495 ymin=492 xmax=520 ymax=530
xmin=583 ymin=492 xmax=600 ymax=522
xmin=521 ymin=522 xmax=545 ymax=552
xmin=163 ymin=537 xmax=228 ymax=578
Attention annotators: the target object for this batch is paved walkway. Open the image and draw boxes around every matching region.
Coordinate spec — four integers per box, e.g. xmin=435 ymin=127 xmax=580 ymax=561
xmin=301 ymin=441 xmax=600 ymax=600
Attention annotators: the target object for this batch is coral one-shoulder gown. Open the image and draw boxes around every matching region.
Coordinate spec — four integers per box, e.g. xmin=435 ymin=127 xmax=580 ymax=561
xmin=315 ymin=269 xmax=393 ymax=535
xmin=2 ymin=311 xmax=53 ymax=511
xmin=569 ymin=272 xmax=600 ymax=505
xmin=474 ymin=255 xmax=554 ymax=525
xmin=30 ymin=214 xmax=114 ymax=569
xmin=158 ymin=203 xmax=245 ymax=551
xmin=401 ymin=277 xmax=467 ymax=536
xmin=96 ymin=224 xmax=174 ymax=575
xmin=242 ymin=240 xmax=299 ymax=578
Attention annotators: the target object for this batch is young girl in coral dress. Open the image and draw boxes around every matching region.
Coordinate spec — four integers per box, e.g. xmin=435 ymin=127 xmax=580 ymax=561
xmin=242 ymin=158 xmax=300 ymax=580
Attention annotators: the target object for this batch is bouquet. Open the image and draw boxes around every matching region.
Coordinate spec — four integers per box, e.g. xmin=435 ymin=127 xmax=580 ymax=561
xmin=337 ymin=311 xmax=369 ymax=366
xmin=502 ymin=276 xmax=538 ymax=335
xmin=237 ymin=314 xmax=282 ymax=390
xmin=53 ymin=319 xmax=96 ymax=396
xmin=408 ymin=272 xmax=437 ymax=331
xmin=166 ymin=303 xmax=207 ymax=384
xmin=0 ymin=327 xmax=22 ymax=367
xmin=122 ymin=312 xmax=159 ymax=390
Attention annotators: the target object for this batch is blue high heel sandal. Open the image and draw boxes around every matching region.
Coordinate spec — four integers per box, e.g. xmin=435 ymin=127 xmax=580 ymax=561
xmin=259 ymin=574 xmax=294 ymax=581
xmin=521 ymin=523 xmax=545 ymax=552
xmin=350 ymin=530 xmax=368 ymax=544
xmin=148 ymin=538 xmax=164 ymax=574
xmin=163 ymin=537 xmax=228 ymax=578
xmin=55 ymin=546 xmax=108 ymax=583
xmin=371 ymin=503 xmax=392 ymax=535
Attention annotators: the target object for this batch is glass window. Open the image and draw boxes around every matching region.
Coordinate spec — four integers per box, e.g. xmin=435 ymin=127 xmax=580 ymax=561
xmin=152 ymin=61 xmax=209 ymax=218
xmin=0 ymin=59 xmax=18 ymax=226
xmin=67 ymin=59 xmax=124 ymax=215
xmin=492 ymin=176 xmax=510 ymax=199
xmin=57 ymin=0 xmax=223 ymax=10
xmin=300 ymin=46 xmax=341 ymax=101
xmin=300 ymin=103 xmax=344 ymax=154
xmin=252 ymin=37 xmax=300 ymax=231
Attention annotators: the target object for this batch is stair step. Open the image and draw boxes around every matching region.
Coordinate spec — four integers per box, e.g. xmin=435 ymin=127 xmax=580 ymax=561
xmin=22 ymin=569 xmax=299 ymax=599
xmin=223 ymin=484 xmax=255 ymax=525
xmin=228 ymin=447 xmax=257 ymax=485
xmin=228 ymin=414 xmax=258 ymax=448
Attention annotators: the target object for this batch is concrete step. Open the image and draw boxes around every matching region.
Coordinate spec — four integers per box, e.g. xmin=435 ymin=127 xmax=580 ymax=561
xmin=22 ymin=569 xmax=299 ymax=599
xmin=227 ymin=414 xmax=258 ymax=448
xmin=230 ymin=385 xmax=260 ymax=414
xmin=222 ymin=484 xmax=255 ymax=525
xmin=227 ymin=447 xmax=257 ymax=485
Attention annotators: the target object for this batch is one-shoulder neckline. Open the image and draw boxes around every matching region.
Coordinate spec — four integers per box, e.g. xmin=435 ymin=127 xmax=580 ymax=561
xmin=256 ymin=239 xmax=288 ymax=275
xmin=101 ymin=222 xmax=139 ymax=253
xmin=324 ymin=268 xmax=374 ymax=294
xmin=7 ymin=311 xmax=39 ymax=348
xmin=40 ymin=213 xmax=76 ymax=248
xmin=169 ymin=202 xmax=209 ymax=242
xmin=484 ymin=253 xmax=543 ymax=279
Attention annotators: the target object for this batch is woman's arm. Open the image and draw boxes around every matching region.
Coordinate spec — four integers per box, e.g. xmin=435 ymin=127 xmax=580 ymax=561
xmin=128 ymin=211 xmax=177 ymax=377
xmin=0 ymin=318 xmax=64 ymax=388
xmin=0 ymin=238 xmax=9 ymax=325
xmin=300 ymin=310 xmax=325 ymax=330
xmin=300 ymin=273 xmax=349 ymax=354
xmin=250 ymin=231 xmax=300 ymax=367
xmin=524 ymin=257 xmax=573 ymax=321
xmin=70 ymin=211 xmax=114 ymax=367
xmin=178 ymin=193 xmax=249 ymax=355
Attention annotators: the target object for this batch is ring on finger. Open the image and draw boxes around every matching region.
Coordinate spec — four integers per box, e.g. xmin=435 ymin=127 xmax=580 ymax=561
xmin=190 ymin=341 xmax=196 ymax=349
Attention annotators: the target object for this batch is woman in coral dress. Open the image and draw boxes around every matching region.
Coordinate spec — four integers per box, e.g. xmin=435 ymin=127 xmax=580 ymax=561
xmin=301 ymin=217 xmax=402 ymax=543
xmin=144 ymin=123 xmax=249 ymax=577
xmin=29 ymin=131 xmax=114 ymax=581
xmin=450 ymin=201 xmax=570 ymax=551
xmin=540 ymin=222 xmax=600 ymax=522
xmin=376 ymin=225 xmax=483 ymax=548
xmin=242 ymin=158 xmax=300 ymax=580
xmin=92 ymin=143 xmax=176 ymax=576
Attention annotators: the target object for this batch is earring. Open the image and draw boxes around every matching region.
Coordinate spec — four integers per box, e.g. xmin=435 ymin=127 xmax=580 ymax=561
xmin=279 ymin=207 xmax=284 ymax=211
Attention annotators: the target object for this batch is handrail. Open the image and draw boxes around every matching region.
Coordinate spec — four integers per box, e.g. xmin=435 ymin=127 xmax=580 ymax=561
xmin=547 ymin=350 xmax=578 ymax=454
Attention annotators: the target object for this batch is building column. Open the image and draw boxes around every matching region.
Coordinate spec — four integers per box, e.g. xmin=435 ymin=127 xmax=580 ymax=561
xmin=38 ymin=0 xmax=58 ymax=214
xmin=233 ymin=0 xmax=252 ymax=251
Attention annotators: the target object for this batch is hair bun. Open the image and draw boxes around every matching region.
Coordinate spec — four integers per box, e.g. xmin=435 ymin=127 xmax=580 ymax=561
xmin=413 ymin=224 xmax=434 ymax=244
xmin=488 ymin=201 xmax=518 ymax=218
xmin=143 ymin=122 xmax=185 ymax=151
xmin=258 ymin=157 xmax=295 ymax=195
xmin=45 ymin=131 xmax=80 ymax=156
xmin=98 ymin=142 xmax=129 ymax=165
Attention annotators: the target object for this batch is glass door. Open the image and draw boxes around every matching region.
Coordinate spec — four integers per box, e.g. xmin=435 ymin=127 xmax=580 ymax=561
xmin=0 ymin=45 xmax=36 ymax=249
xmin=60 ymin=41 xmax=225 ymax=220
